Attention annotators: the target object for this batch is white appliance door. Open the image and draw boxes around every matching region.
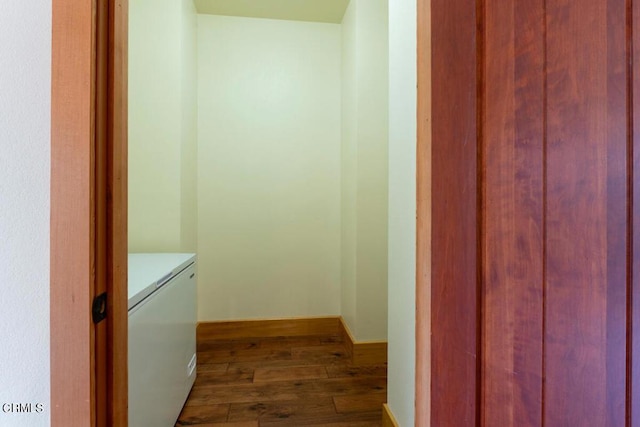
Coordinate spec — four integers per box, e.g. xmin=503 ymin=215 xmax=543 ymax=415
xmin=128 ymin=264 xmax=197 ymax=427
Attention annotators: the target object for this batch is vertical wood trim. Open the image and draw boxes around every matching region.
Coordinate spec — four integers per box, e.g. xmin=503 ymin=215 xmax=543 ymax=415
xmin=544 ymin=0 xmax=628 ymax=424
xmin=629 ymin=0 xmax=635 ymax=419
xmin=107 ymin=0 xmax=128 ymax=425
xmin=415 ymin=0 xmax=431 ymax=425
xmin=605 ymin=1 xmax=631 ymax=426
xmin=51 ymin=0 xmax=96 ymax=425
xmin=631 ymin=0 xmax=640 ymax=424
xmin=541 ymin=3 xmax=548 ymax=422
xmin=95 ymin=0 xmax=109 ymax=424
xmin=481 ymin=0 xmax=545 ymax=425
xmin=430 ymin=0 xmax=479 ymax=424
xmin=475 ymin=0 xmax=485 ymax=424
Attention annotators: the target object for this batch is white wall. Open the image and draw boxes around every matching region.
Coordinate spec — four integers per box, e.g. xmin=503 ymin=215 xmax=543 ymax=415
xmin=128 ymin=0 xmax=198 ymax=252
xmin=197 ymin=15 xmax=342 ymax=320
xmin=341 ymin=0 xmax=389 ymax=341
xmin=0 ymin=2 xmax=50 ymax=426
xmin=0 ymin=1 xmax=412 ymax=425
xmin=340 ymin=0 xmax=358 ymax=336
xmin=180 ymin=0 xmax=199 ymax=252
xmin=387 ymin=0 xmax=418 ymax=424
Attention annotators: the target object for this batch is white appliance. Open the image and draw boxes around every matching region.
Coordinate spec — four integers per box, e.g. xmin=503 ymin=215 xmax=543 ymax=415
xmin=128 ymin=253 xmax=197 ymax=427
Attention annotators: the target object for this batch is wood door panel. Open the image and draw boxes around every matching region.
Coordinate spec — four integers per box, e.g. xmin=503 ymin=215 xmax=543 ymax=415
xmin=544 ymin=0 xmax=627 ymax=424
xmin=430 ymin=0 xmax=479 ymax=425
xmin=51 ymin=0 xmax=96 ymax=424
xmin=107 ymin=0 xmax=129 ymax=425
xmin=481 ymin=0 xmax=545 ymax=425
xmin=415 ymin=0 xmax=431 ymax=424
xmin=430 ymin=0 xmax=635 ymax=425
xmin=633 ymin=1 xmax=640 ymax=425
xmin=51 ymin=0 xmax=128 ymax=425
xmin=603 ymin=0 xmax=629 ymax=424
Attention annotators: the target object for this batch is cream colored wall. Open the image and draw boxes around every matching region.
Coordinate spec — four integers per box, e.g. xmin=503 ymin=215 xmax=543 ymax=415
xmin=340 ymin=0 xmax=389 ymax=342
xmin=0 ymin=1 xmax=50 ymax=425
xmin=194 ymin=0 xmax=350 ymax=23
xmin=387 ymin=0 xmax=419 ymax=424
xmin=197 ymin=15 xmax=342 ymax=320
xmin=128 ymin=0 xmax=197 ymax=252
xmin=130 ymin=0 xmax=389 ymax=340
xmin=180 ymin=0 xmax=198 ymax=252
xmin=355 ymin=0 xmax=388 ymax=342
xmin=340 ymin=0 xmax=358 ymax=337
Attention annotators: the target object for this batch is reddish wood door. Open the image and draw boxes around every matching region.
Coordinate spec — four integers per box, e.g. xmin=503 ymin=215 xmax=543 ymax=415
xmin=429 ymin=0 xmax=479 ymax=424
xmin=429 ymin=0 xmax=637 ymax=425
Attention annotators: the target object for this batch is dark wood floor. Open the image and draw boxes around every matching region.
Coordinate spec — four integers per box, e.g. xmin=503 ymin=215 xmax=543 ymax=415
xmin=176 ymin=333 xmax=387 ymax=427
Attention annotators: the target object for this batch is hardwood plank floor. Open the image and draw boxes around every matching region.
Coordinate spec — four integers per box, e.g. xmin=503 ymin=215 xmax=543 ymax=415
xmin=176 ymin=333 xmax=387 ymax=426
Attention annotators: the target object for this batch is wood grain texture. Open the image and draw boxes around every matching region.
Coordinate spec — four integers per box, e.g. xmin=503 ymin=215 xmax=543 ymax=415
xmin=253 ymin=366 xmax=328 ymax=383
xmin=544 ymin=0 xmax=628 ymax=424
xmin=481 ymin=0 xmax=545 ymax=425
xmin=50 ymin=0 xmax=96 ymax=425
xmin=178 ymin=333 xmax=386 ymax=426
xmin=228 ymin=399 xmax=337 ymax=422
xmin=633 ymin=0 xmax=640 ymax=424
xmin=326 ymin=365 xmax=387 ymax=379
xmin=198 ymin=318 xmax=341 ymax=341
xmin=213 ymin=423 xmax=259 ymax=427
xmin=430 ymin=0 xmax=635 ymax=425
xmin=381 ymin=404 xmax=399 ymax=427
xmin=297 ymin=423 xmax=379 ymax=427
xmin=95 ymin=0 xmax=109 ymax=424
xmin=106 ymin=0 xmax=129 ymax=425
xmin=603 ymin=0 xmax=630 ymax=424
xmin=430 ymin=0 xmax=479 ymax=425
xmin=210 ymin=423 xmax=259 ymax=427
xmin=175 ymin=403 xmax=230 ymax=425
xmin=52 ymin=0 xmax=128 ymax=424
xmin=339 ymin=317 xmax=355 ymax=358
xmin=339 ymin=317 xmax=388 ymax=365
xmin=197 ymin=366 xmax=255 ymax=386
xmin=415 ymin=0 xmax=431 ymax=424
xmin=333 ymin=394 xmax=387 ymax=414
xmin=199 ymin=318 xmax=387 ymax=368
xmin=291 ymin=345 xmax=351 ymax=364
xmin=351 ymin=343 xmax=388 ymax=366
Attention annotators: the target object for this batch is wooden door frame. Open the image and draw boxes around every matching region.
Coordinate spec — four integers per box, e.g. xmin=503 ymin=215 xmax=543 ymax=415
xmin=415 ymin=0 xmax=431 ymax=425
xmin=50 ymin=0 xmax=128 ymax=425
xmin=51 ymin=0 xmax=433 ymax=426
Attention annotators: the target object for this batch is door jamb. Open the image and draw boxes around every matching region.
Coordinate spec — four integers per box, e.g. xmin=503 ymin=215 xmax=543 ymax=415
xmin=415 ymin=0 xmax=431 ymax=424
xmin=50 ymin=0 xmax=128 ymax=425
xmin=50 ymin=0 xmax=437 ymax=425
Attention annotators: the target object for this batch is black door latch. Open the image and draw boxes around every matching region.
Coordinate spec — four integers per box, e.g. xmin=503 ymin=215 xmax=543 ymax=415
xmin=92 ymin=292 xmax=108 ymax=324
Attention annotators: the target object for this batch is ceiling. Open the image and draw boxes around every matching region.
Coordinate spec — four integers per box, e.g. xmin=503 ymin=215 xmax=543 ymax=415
xmin=194 ymin=0 xmax=351 ymax=24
